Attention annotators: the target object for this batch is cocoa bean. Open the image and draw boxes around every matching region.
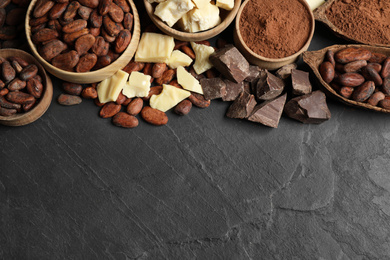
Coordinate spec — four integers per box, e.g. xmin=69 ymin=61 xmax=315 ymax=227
xmin=339 ymin=86 xmax=354 ymax=99
xmin=382 ymin=76 xmax=390 ymax=95
xmin=63 ymin=82 xmax=82 ymax=95
xmin=62 ymin=19 xmax=87 ymax=33
xmin=63 ymin=1 xmax=80 ymax=21
xmin=6 ymin=91 xmax=35 ymax=104
xmin=112 ymin=112 xmax=138 ymax=128
xmin=368 ymin=52 xmax=387 ymax=64
xmin=81 ymin=86 xmax=97 ymax=98
xmin=49 ymin=2 xmax=68 ymax=19
xmin=101 ymin=28 xmax=116 ymax=42
xmin=181 ymin=46 xmax=196 ymax=60
xmin=103 ymin=15 xmax=120 ymax=36
xmin=107 ymin=50 xmax=119 ymax=62
xmin=335 ymin=47 xmax=372 ymax=64
xmin=90 ymin=9 xmax=102 ymax=28
xmin=174 ymin=40 xmax=189 ymax=50
xmin=0 ymin=0 xmax=10 ymax=9
xmin=91 ymin=36 xmax=109 ymax=56
xmin=75 ymin=34 xmax=95 ymax=55
xmin=33 ymin=0 xmax=54 ymax=18
xmin=142 ymin=86 xmax=162 ymax=101
xmin=114 ymin=29 xmax=131 ymax=53
xmin=39 ymin=39 xmax=67 ymax=61
xmin=9 ymin=56 xmax=28 ymax=67
xmin=126 ymin=97 xmax=143 ymax=116
xmin=108 ymin=2 xmax=124 ymax=23
xmin=52 ymin=50 xmax=79 ymax=71
xmin=19 ymin=64 xmax=38 ymax=81
xmin=100 ymin=102 xmax=121 ymax=118
xmin=0 ymin=95 xmax=21 ymax=109
xmin=122 ymin=61 xmax=144 ymax=74
xmin=366 ymin=63 xmax=382 ymax=73
xmin=32 ymin=28 xmax=59 ymax=43
xmin=47 ymin=19 xmax=62 ymax=31
xmin=89 ymin=27 xmax=100 ymax=37
xmin=174 ymin=100 xmax=192 ymax=115
xmin=11 ymin=60 xmax=23 ymax=74
xmin=0 ymin=79 xmax=4 ymax=89
xmin=114 ymin=0 xmax=130 ymax=13
xmin=94 ymin=98 xmax=105 ymax=107
xmin=381 ymin=57 xmax=390 ymax=79
xmin=122 ymin=97 xmax=132 ymax=106
xmin=123 ymin=12 xmax=133 ymax=30
xmin=0 ymin=88 xmax=9 ymax=96
xmin=26 ymin=78 xmax=43 ymax=98
xmin=0 ymin=107 xmax=17 ymax=116
xmin=152 ymin=63 xmax=167 ymax=79
xmin=1 ymin=61 xmax=15 ymax=83
xmin=76 ymin=53 xmax=97 ymax=72
xmin=155 ymin=69 xmax=175 ymax=85
xmin=367 ymin=91 xmax=385 ymax=106
xmin=57 ymin=93 xmax=82 ymax=105
xmin=23 ymin=99 xmax=36 ymax=112
xmin=352 ymin=81 xmax=375 ymax=102
xmin=325 ymin=49 xmax=336 ymax=67
xmin=63 ymin=28 xmax=89 ymax=44
xmin=29 ymin=15 xmax=49 ymax=27
xmin=379 ymin=98 xmax=390 ymax=110
xmin=8 ymin=78 xmax=26 ymax=91
xmin=94 ymin=55 xmax=111 ymax=70
xmin=0 ymin=26 xmax=16 ymax=40
xmin=338 ymin=72 xmax=365 ymax=87
xmin=362 ymin=66 xmax=383 ymax=87
xmin=115 ymin=91 xmax=126 ymax=105
xmin=343 ymin=60 xmax=367 ymax=73
xmin=99 ymin=0 xmax=111 ymax=16
xmin=141 ymin=106 xmax=168 ymax=126
xmin=78 ymin=6 xmax=93 ymax=20
xmin=78 ymin=0 xmax=98 ymax=8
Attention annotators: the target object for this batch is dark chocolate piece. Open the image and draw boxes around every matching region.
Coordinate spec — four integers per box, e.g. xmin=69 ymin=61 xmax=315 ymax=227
xmin=245 ymin=65 xmax=262 ymax=82
xmin=222 ymin=79 xmax=244 ymax=101
xmin=243 ymin=81 xmax=251 ymax=94
xmin=247 ymin=93 xmax=287 ymax=128
xmin=209 ymin=45 xmax=250 ymax=83
xmin=255 ymin=71 xmax=285 ymax=101
xmin=226 ymin=91 xmax=257 ymax=119
xmin=200 ymin=77 xmax=227 ymax=100
xmin=291 ymin=69 xmax=312 ymax=96
xmin=275 ymin=63 xmax=297 ymax=80
xmin=284 ymin=90 xmax=331 ymax=124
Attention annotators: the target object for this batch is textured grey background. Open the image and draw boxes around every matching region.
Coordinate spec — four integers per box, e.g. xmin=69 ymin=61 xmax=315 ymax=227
xmin=1 ymin=2 xmax=390 ymax=259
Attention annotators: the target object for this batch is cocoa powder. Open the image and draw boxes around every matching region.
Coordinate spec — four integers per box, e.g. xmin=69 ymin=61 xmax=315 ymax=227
xmin=239 ymin=0 xmax=312 ymax=59
xmin=325 ymin=0 xmax=390 ymax=45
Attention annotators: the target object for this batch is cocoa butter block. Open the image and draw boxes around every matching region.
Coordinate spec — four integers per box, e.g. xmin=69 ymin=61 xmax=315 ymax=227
xmin=247 ymin=93 xmax=287 ymax=128
xmin=200 ymin=77 xmax=227 ymax=100
xmin=222 ymin=79 xmax=244 ymax=101
xmin=255 ymin=70 xmax=285 ymax=101
xmin=284 ymin=90 xmax=331 ymax=124
xmin=209 ymin=45 xmax=250 ymax=83
xmin=275 ymin=63 xmax=297 ymax=80
xmin=245 ymin=65 xmax=263 ymax=83
xmin=226 ymin=91 xmax=257 ymax=119
xmin=291 ymin=69 xmax=312 ymax=96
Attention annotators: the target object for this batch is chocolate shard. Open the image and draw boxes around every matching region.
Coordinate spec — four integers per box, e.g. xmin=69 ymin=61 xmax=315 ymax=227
xmin=247 ymin=93 xmax=287 ymax=128
xmin=243 ymin=81 xmax=251 ymax=94
xmin=284 ymin=90 xmax=331 ymax=124
xmin=275 ymin=63 xmax=297 ymax=80
xmin=255 ymin=70 xmax=285 ymax=101
xmin=291 ymin=69 xmax=312 ymax=96
xmin=226 ymin=91 xmax=257 ymax=119
xmin=222 ymin=79 xmax=244 ymax=101
xmin=245 ymin=65 xmax=262 ymax=83
xmin=209 ymin=45 xmax=250 ymax=83
xmin=200 ymin=77 xmax=227 ymax=100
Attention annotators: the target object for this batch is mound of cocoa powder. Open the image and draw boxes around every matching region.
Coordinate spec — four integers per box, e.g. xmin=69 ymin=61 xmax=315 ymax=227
xmin=325 ymin=0 xmax=390 ymax=45
xmin=239 ymin=0 xmax=312 ymax=59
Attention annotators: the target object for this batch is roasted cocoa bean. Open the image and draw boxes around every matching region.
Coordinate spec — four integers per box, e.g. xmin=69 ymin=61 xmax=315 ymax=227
xmin=367 ymin=91 xmax=385 ymax=106
xmin=52 ymin=50 xmax=79 ymax=71
xmin=174 ymin=100 xmax=192 ymax=115
xmin=2 ymin=61 xmax=15 ymax=83
xmin=103 ymin=15 xmax=120 ymax=36
xmin=114 ymin=29 xmax=131 ymax=53
xmin=181 ymin=46 xmax=196 ymax=60
xmin=90 ymin=9 xmax=102 ymax=27
xmin=57 ymin=93 xmax=82 ymax=105
xmin=19 ymin=64 xmax=38 ymax=81
xmin=11 ymin=61 xmax=23 ymax=74
xmin=369 ymin=52 xmax=387 ymax=64
xmin=143 ymin=86 xmax=162 ymax=101
xmin=352 ymin=81 xmax=375 ymax=102
xmin=78 ymin=6 xmax=93 ymax=20
xmin=155 ymin=69 xmax=175 ymax=85
xmin=101 ymin=28 xmax=116 ymax=42
xmin=334 ymin=47 xmax=372 ymax=64
xmin=49 ymin=2 xmax=68 ymax=19
xmin=39 ymin=39 xmax=67 ymax=61
xmin=112 ymin=112 xmax=138 ymax=128
xmin=122 ymin=61 xmax=144 ymax=74
xmin=99 ymin=0 xmax=111 ymax=16
xmin=23 ymin=99 xmax=36 ymax=112
xmin=94 ymin=55 xmax=111 ymax=70
xmin=379 ymin=98 xmax=390 ymax=109
xmin=6 ymin=91 xmax=35 ymax=104
xmin=0 ymin=95 xmax=21 ymax=109
xmin=115 ymin=91 xmax=126 ymax=105
xmin=78 ymin=0 xmax=98 ymax=8
xmin=382 ymin=76 xmax=390 ymax=95
xmin=338 ymin=72 xmax=365 ymax=87
xmin=63 ymin=28 xmax=89 ymax=43
xmin=29 ymin=15 xmax=49 ymax=27
xmin=75 ymin=34 xmax=95 ymax=55
xmin=62 ymin=19 xmax=87 ymax=33
xmin=0 ymin=26 xmax=17 ymax=40
xmin=143 ymin=63 xmax=153 ymax=82
xmin=26 ymin=78 xmax=43 ymax=98
xmin=188 ymin=92 xmax=211 ymax=108
xmin=0 ymin=0 xmax=10 ymax=9
xmin=366 ymin=63 xmax=382 ymax=73
xmin=94 ymin=98 xmax=105 ymax=107
xmin=343 ymin=60 xmax=367 ymax=73
xmin=9 ymin=56 xmax=28 ymax=68
xmin=91 ymin=36 xmax=109 ymax=56
xmin=63 ymin=1 xmax=80 ymax=21
xmin=126 ymin=97 xmax=143 ymax=116
xmin=100 ymin=102 xmax=121 ymax=118
xmin=63 ymin=82 xmax=82 ymax=95
xmin=382 ymin=57 xmax=390 ymax=79
xmin=32 ymin=28 xmax=59 ymax=43
xmin=8 ymin=78 xmax=26 ymax=91
xmin=33 ymin=0 xmax=54 ymax=18
xmin=0 ymin=107 xmax=17 ymax=116
xmin=362 ymin=66 xmax=383 ymax=87
xmin=81 ymin=86 xmax=98 ymax=98
xmin=76 ymin=53 xmax=97 ymax=72
xmin=89 ymin=26 xmax=100 ymax=37
xmin=174 ymin=40 xmax=189 ymax=50
xmin=123 ymin=12 xmax=133 ymax=30
xmin=114 ymin=0 xmax=130 ymax=12
xmin=108 ymin=2 xmax=124 ymax=23
xmin=152 ymin=63 xmax=167 ymax=79
xmin=141 ymin=106 xmax=168 ymax=126
xmin=339 ymin=86 xmax=354 ymax=99
xmin=325 ymin=50 xmax=336 ymax=67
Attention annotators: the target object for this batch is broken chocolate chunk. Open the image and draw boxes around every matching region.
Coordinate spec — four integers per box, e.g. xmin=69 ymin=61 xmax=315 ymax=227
xmin=226 ymin=91 xmax=257 ymax=119
xmin=275 ymin=63 xmax=297 ymax=80
xmin=284 ymin=90 xmax=331 ymax=124
xmin=245 ymin=65 xmax=263 ymax=83
xmin=291 ymin=69 xmax=312 ymax=96
xmin=209 ymin=45 xmax=250 ymax=83
xmin=222 ymin=79 xmax=244 ymax=101
xmin=200 ymin=77 xmax=227 ymax=100
xmin=247 ymin=93 xmax=287 ymax=128
xmin=255 ymin=70 xmax=285 ymax=101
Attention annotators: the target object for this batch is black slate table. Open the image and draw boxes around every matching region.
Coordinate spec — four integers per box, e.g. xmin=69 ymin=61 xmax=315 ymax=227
xmin=1 ymin=3 xmax=389 ymax=260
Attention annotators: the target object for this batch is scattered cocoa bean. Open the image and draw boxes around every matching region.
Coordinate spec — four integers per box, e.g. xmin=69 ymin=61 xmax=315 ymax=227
xmin=152 ymin=63 xmax=167 ymax=79
xmin=188 ymin=92 xmax=211 ymax=108
xmin=141 ymin=106 xmax=168 ymax=126
xmin=58 ymin=93 xmax=82 ymax=105
xmin=174 ymin=100 xmax=192 ymax=115
xmin=81 ymin=86 xmax=98 ymax=99
xmin=115 ymin=91 xmax=127 ymax=105
xmin=181 ymin=46 xmax=196 ymax=60
xmin=112 ymin=112 xmax=138 ymax=128
xmin=155 ymin=69 xmax=175 ymax=86
xmin=122 ymin=61 xmax=144 ymax=74
xmin=99 ymin=102 xmax=121 ymax=118
xmin=142 ymin=86 xmax=162 ymax=101
xmin=63 ymin=82 xmax=82 ymax=95
xmin=126 ymin=97 xmax=143 ymax=116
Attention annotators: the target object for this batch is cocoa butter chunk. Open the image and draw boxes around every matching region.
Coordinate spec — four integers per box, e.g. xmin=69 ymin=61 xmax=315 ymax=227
xmin=222 ymin=79 xmax=244 ymax=101
xmin=226 ymin=91 xmax=257 ymax=119
xmin=275 ymin=63 xmax=297 ymax=80
xmin=247 ymin=93 xmax=287 ymax=128
xmin=255 ymin=70 xmax=285 ymax=101
xmin=244 ymin=65 xmax=262 ymax=83
xmin=209 ymin=45 xmax=250 ymax=83
xmin=291 ymin=69 xmax=312 ymax=96
xmin=200 ymin=77 xmax=227 ymax=100
xmin=284 ymin=90 xmax=331 ymax=124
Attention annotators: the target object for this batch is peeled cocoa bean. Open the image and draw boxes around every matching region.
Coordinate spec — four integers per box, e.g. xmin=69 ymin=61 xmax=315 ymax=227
xmin=382 ymin=57 xmax=390 ymax=79
xmin=6 ymin=91 xmax=35 ymax=104
xmin=367 ymin=91 xmax=385 ymax=106
xmin=33 ymin=0 xmax=55 ymax=18
xmin=7 ymin=78 xmax=26 ymax=91
xmin=26 ymin=78 xmax=43 ymax=98
xmin=112 ymin=112 xmax=138 ymax=128
xmin=100 ymin=102 xmax=121 ymax=118
xmin=62 ymin=19 xmax=87 ymax=33
xmin=174 ymin=100 xmax=192 ymax=115
xmin=32 ymin=28 xmax=59 ymax=43
xmin=0 ymin=107 xmax=17 ymax=116
xmin=19 ymin=64 xmax=38 ymax=81
xmin=103 ymin=15 xmax=120 ymax=37
xmin=57 ymin=94 xmax=82 ymax=105
xmin=319 ymin=61 xmax=334 ymax=83
xmin=0 ymin=95 xmax=21 ymax=109
xmin=76 ymin=53 xmax=97 ymax=73
xmin=52 ymin=50 xmax=79 ymax=71
xmin=141 ymin=106 xmax=168 ymax=126
xmin=75 ymin=34 xmax=95 ymax=55
xmin=126 ymin=97 xmax=143 ymax=116
xmin=352 ymin=81 xmax=375 ymax=102
xmin=335 ymin=47 xmax=372 ymax=64
xmin=2 ymin=61 xmax=15 ymax=83
xmin=49 ymin=2 xmax=68 ymax=19
xmin=39 ymin=39 xmax=67 ymax=61
xmin=362 ymin=66 xmax=383 ymax=87
xmin=338 ymin=72 xmax=365 ymax=87
xmin=108 ymin=2 xmax=124 ymax=23
xmin=115 ymin=29 xmax=131 ymax=53
xmin=63 ymin=82 xmax=82 ymax=95
xmin=78 ymin=0 xmax=98 ymax=8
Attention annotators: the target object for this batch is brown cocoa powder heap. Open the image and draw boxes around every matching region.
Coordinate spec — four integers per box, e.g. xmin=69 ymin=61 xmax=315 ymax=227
xmin=239 ymin=0 xmax=312 ymax=59
xmin=325 ymin=0 xmax=390 ymax=45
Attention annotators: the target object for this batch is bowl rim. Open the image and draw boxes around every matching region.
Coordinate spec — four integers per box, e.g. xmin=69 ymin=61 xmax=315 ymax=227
xmin=235 ymin=0 xmax=315 ymax=62
xmin=143 ymin=0 xmax=241 ymax=41
xmin=25 ymin=0 xmax=140 ymax=77
xmin=0 ymin=48 xmax=53 ymax=125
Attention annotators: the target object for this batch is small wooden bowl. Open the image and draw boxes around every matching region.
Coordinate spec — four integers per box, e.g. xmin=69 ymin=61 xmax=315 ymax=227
xmin=303 ymin=44 xmax=390 ymax=113
xmin=314 ymin=0 xmax=390 ymax=47
xmin=234 ymin=0 xmax=314 ymax=70
xmin=25 ymin=0 xmax=141 ymax=84
xmin=143 ymin=0 xmax=241 ymax=42
xmin=0 ymin=49 xmax=53 ymax=126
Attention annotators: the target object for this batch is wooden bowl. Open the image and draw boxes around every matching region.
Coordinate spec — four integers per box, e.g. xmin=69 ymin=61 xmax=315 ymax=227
xmin=314 ymin=0 xmax=390 ymax=47
xmin=25 ymin=0 xmax=141 ymax=84
xmin=234 ymin=0 xmax=314 ymax=70
xmin=303 ymin=44 xmax=390 ymax=113
xmin=0 ymin=49 xmax=53 ymax=126
xmin=143 ymin=0 xmax=241 ymax=42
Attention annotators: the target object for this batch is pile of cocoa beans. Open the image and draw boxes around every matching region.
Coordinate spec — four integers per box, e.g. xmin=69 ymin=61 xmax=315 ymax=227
xmin=0 ymin=56 xmax=44 ymax=116
xmin=30 ymin=0 xmax=134 ymax=72
xmin=319 ymin=47 xmax=390 ymax=108
xmin=57 ymin=38 xmax=227 ymax=128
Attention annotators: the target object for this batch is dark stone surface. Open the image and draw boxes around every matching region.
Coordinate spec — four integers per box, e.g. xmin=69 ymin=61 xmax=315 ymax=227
xmin=1 ymin=7 xmax=389 ymax=260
